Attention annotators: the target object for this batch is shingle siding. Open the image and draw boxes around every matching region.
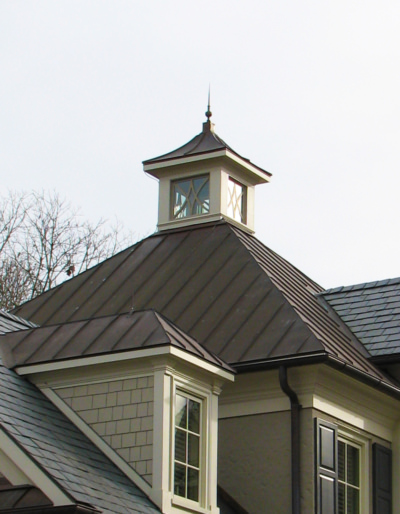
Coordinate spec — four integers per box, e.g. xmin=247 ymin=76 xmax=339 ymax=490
xmin=57 ymin=375 xmax=154 ymax=485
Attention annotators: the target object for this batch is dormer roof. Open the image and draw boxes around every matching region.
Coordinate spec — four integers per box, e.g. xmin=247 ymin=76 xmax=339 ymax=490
xmin=0 ymin=309 xmax=234 ymax=376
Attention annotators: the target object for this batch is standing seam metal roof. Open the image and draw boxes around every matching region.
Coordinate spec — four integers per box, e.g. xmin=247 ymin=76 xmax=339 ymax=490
xmin=142 ymin=123 xmax=271 ymax=177
xmin=12 ymin=221 xmax=390 ymax=385
xmin=0 ymin=310 xmax=234 ymax=372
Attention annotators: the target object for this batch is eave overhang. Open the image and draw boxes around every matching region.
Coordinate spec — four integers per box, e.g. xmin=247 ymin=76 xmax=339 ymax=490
xmin=143 ymin=148 xmax=271 ymax=184
xmin=14 ymin=345 xmax=235 ymax=383
xmin=232 ymin=351 xmax=400 ymax=401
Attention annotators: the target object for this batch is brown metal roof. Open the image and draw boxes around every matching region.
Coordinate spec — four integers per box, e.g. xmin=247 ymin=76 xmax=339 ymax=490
xmin=0 ymin=310 xmax=233 ymax=372
xmin=12 ymin=221 xmax=389 ymax=383
xmin=143 ymin=121 xmax=271 ymax=178
xmin=0 ymin=485 xmax=52 ymax=511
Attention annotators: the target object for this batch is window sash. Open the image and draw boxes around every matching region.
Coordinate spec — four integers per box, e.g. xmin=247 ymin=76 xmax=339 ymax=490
xmin=338 ymin=439 xmax=360 ymax=514
xmin=173 ymin=392 xmax=202 ymax=502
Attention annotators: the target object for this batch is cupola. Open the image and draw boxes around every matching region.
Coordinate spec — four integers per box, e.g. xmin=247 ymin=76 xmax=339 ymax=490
xmin=143 ymin=101 xmax=271 ymax=234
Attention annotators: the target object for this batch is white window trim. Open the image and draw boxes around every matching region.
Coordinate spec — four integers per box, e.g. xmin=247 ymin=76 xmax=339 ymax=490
xmin=170 ymin=377 xmax=212 ymax=513
xmin=337 ymin=428 xmax=369 ymax=514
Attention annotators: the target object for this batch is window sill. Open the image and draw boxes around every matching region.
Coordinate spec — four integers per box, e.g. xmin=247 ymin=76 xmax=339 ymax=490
xmin=171 ymin=495 xmax=212 ymax=514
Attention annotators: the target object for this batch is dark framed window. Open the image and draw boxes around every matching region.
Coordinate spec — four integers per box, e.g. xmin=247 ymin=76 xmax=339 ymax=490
xmin=315 ymin=418 xmax=392 ymax=514
xmin=171 ymin=175 xmax=210 ymax=220
xmin=338 ymin=439 xmax=360 ymax=514
xmin=174 ymin=393 xmax=202 ymax=502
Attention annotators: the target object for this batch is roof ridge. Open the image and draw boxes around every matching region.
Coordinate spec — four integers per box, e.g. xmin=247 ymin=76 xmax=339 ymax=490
xmin=322 ymin=276 xmax=400 ymax=296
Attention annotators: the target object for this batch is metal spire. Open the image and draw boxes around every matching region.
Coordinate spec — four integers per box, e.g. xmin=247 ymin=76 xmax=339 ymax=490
xmin=203 ymin=86 xmax=215 ymax=133
xmin=205 ymin=86 xmax=212 ymax=120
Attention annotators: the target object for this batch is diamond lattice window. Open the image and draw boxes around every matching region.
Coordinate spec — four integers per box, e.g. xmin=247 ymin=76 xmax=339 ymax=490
xmin=227 ymin=178 xmax=246 ymax=223
xmin=172 ymin=176 xmax=210 ymax=219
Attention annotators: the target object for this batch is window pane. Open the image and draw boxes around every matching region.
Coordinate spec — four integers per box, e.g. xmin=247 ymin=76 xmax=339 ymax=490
xmin=347 ymin=446 xmax=359 ymax=486
xmin=188 ymin=433 xmax=200 ymax=467
xmin=227 ymin=178 xmax=246 ymax=223
xmin=187 ymin=468 xmax=199 ymax=502
xmin=174 ymin=463 xmax=186 ymax=497
xmin=188 ymin=399 xmax=200 ymax=434
xmin=347 ymin=486 xmax=359 ymax=514
xmin=174 ymin=392 xmax=202 ymax=503
xmin=176 ymin=395 xmax=187 ymax=428
xmin=172 ymin=176 xmax=209 ymax=219
xmin=338 ymin=441 xmax=345 ymax=481
xmin=175 ymin=428 xmax=187 ymax=463
xmin=338 ymin=482 xmax=345 ymax=514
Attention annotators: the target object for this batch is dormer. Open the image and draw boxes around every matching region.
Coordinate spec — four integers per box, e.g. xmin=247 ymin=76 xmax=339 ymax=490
xmin=0 ymin=310 xmax=235 ymax=514
xmin=143 ymin=104 xmax=271 ymax=234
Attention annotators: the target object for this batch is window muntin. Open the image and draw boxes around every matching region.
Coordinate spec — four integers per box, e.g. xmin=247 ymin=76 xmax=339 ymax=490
xmin=338 ymin=439 xmax=360 ymax=514
xmin=174 ymin=393 xmax=202 ymax=502
xmin=227 ymin=177 xmax=247 ymax=224
xmin=172 ymin=175 xmax=210 ymax=220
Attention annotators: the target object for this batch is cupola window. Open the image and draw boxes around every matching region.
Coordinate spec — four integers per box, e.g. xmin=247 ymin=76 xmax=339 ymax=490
xmin=227 ymin=177 xmax=247 ymax=224
xmin=172 ymin=175 xmax=210 ymax=220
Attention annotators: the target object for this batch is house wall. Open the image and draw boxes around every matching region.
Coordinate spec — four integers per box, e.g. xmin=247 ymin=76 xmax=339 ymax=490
xmin=218 ymin=408 xmax=315 ymax=514
xmin=219 ymin=411 xmax=289 ymax=514
xmin=56 ymin=375 xmax=154 ymax=485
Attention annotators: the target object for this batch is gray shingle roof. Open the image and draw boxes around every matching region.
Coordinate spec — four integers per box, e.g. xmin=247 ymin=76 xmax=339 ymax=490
xmin=0 ymin=354 xmax=160 ymax=514
xmin=0 ymin=310 xmax=37 ymax=335
xmin=0 ymin=309 xmax=233 ymax=373
xmin=321 ymin=278 xmax=400 ymax=359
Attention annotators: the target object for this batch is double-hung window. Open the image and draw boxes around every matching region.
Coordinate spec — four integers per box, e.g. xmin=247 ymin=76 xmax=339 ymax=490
xmin=315 ymin=418 xmax=392 ymax=514
xmin=174 ymin=392 xmax=202 ymax=502
xmin=338 ymin=439 xmax=360 ymax=514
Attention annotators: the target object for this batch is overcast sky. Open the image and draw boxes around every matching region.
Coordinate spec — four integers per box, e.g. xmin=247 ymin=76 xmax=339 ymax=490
xmin=1 ymin=1 xmax=399 ymax=289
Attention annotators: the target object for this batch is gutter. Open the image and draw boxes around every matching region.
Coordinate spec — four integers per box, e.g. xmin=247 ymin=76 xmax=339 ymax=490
xmin=233 ymin=352 xmax=400 ymax=400
xmin=279 ymin=366 xmax=301 ymax=514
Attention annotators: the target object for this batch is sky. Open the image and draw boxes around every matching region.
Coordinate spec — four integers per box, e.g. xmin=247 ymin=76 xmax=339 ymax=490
xmin=1 ymin=1 xmax=400 ymax=289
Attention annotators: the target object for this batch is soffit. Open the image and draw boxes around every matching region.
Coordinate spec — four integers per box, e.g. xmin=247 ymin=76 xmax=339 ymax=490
xmin=12 ymin=221 xmax=388 ymax=384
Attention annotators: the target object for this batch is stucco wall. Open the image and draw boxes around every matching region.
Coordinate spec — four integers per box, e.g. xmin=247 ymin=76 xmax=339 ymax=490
xmin=218 ymin=408 xmax=315 ymax=514
xmin=56 ymin=375 xmax=154 ymax=485
xmin=219 ymin=411 xmax=291 ymax=513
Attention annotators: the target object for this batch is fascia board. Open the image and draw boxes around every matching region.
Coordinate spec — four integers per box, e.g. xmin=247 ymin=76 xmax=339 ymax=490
xmin=144 ymin=150 xmax=270 ymax=183
xmin=0 ymin=427 xmax=72 ymax=506
xmin=219 ymin=364 xmax=400 ymax=440
xmin=15 ymin=346 xmax=235 ymax=382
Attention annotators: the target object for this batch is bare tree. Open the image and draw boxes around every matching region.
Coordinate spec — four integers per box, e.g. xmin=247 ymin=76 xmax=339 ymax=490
xmin=0 ymin=190 xmax=132 ymax=311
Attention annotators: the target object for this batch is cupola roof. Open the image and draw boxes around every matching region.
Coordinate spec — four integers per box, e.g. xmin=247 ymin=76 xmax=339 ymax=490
xmin=143 ymin=105 xmax=271 ymax=180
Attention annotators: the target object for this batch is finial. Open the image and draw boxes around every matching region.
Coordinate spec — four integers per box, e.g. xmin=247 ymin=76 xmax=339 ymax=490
xmin=205 ymin=86 xmax=212 ymax=120
xmin=203 ymin=86 xmax=215 ymax=133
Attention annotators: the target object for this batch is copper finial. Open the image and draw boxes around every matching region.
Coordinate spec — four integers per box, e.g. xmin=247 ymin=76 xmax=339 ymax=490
xmin=205 ymin=86 xmax=212 ymax=120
